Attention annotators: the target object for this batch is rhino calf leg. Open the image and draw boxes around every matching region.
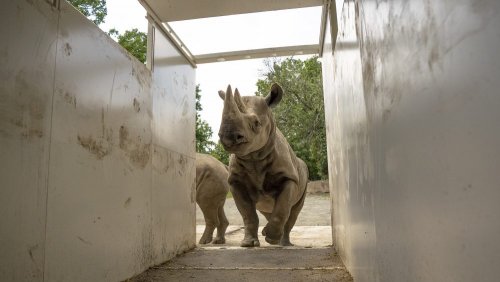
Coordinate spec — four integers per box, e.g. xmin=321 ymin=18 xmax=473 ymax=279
xmin=212 ymin=205 xmax=229 ymax=244
xmin=199 ymin=205 xmax=219 ymax=244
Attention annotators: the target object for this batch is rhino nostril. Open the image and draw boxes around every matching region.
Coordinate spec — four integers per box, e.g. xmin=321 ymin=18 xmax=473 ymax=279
xmin=236 ymin=134 xmax=245 ymax=143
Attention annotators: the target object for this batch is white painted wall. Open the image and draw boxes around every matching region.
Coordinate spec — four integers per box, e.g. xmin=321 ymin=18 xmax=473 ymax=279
xmin=322 ymin=0 xmax=500 ymax=281
xmin=0 ymin=1 xmax=195 ymax=281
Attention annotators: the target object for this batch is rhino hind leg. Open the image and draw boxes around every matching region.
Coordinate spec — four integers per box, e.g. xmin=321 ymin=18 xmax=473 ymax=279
xmin=199 ymin=205 xmax=219 ymax=244
xmin=212 ymin=205 xmax=229 ymax=244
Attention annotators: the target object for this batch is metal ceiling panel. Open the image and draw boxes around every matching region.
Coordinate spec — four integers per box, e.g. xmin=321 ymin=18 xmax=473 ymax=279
xmin=140 ymin=0 xmax=323 ymax=22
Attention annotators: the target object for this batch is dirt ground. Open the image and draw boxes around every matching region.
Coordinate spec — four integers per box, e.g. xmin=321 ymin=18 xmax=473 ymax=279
xmin=196 ymin=193 xmax=334 ymax=247
xmin=131 ymin=193 xmax=353 ymax=281
xmin=196 ymin=193 xmax=332 ymax=227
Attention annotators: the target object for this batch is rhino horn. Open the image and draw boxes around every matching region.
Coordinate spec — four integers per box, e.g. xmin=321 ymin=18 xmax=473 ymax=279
xmin=234 ymin=88 xmax=246 ymax=113
xmin=223 ymin=85 xmax=241 ymax=115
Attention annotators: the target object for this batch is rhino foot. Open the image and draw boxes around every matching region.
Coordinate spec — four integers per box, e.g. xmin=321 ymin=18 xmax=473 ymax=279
xmin=280 ymin=238 xmax=294 ymax=246
xmin=263 ymin=224 xmax=282 ymax=245
xmin=265 ymin=236 xmax=280 ymax=245
xmin=199 ymin=234 xmax=213 ymax=245
xmin=261 ymin=226 xmax=267 ymax=236
xmin=212 ymin=237 xmax=226 ymax=244
xmin=241 ymin=238 xmax=260 ymax=247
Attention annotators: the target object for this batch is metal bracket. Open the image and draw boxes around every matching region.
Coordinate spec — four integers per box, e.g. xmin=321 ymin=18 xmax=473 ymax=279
xmin=318 ymin=0 xmax=331 ymax=56
xmin=140 ymin=0 xmax=197 ymax=68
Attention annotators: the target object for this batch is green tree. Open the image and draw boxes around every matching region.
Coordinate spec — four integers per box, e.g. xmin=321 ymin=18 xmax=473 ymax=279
xmin=67 ymin=0 xmax=107 ymax=25
xmin=196 ymin=85 xmax=215 ymax=154
xmin=256 ymin=56 xmax=327 ymax=180
xmin=210 ymin=142 xmax=230 ymax=166
xmin=67 ymin=1 xmax=147 ymax=64
xmin=117 ymin=28 xmax=147 ymax=63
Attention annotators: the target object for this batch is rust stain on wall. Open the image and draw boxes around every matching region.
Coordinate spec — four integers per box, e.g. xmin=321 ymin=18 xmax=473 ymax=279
xmin=119 ymin=125 xmax=151 ymax=169
xmin=177 ymin=155 xmax=187 ymax=176
xmin=77 ymin=109 xmax=113 ymax=159
xmin=63 ymin=42 xmax=72 ymax=56
xmin=131 ymin=65 xmax=151 ymax=90
xmin=133 ymin=98 xmax=141 ymax=112
xmin=63 ymin=91 xmax=77 ymax=108
xmin=77 ymin=134 xmax=112 ymax=159
xmin=3 ymin=70 xmax=47 ymax=140
xmin=124 ymin=197 xmax=132 ymax=208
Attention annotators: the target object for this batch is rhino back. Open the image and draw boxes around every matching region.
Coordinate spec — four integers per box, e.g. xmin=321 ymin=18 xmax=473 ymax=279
xmin=196 ymin=153 xmax=230 ymax=205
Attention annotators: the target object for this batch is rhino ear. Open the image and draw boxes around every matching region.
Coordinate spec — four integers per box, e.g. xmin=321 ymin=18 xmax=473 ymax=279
xmin=265 ymin=83 xmax=283 ymax=108
xmin=218 ymin=90 xmax=225 ymax=100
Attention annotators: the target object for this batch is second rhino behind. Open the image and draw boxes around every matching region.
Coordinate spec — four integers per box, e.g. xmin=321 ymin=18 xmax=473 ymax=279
xmin=196 ymin=153 xmax=230 ymax=244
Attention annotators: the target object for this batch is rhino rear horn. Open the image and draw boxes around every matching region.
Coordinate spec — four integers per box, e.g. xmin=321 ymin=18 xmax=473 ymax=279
xmin=234 ymin=88 xmax=247 ymax=113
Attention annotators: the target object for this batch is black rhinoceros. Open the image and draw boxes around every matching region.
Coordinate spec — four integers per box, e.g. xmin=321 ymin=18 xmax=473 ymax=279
xmin=217 ymin=83 xmax=308 ymax=247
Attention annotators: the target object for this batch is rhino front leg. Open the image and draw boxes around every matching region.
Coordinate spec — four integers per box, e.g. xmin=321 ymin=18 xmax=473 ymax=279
xmin=264 ymin=181 xmax=296 ymax=245
xmin=231 ymin=185 xmax=260 ymax=247
xmin=281 ymin=189 xmax=306 ymax=246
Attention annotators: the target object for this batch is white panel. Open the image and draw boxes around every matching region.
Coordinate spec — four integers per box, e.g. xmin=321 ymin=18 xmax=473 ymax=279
xmin=0 ymin=1 xmax=57 ymax=280
xmin=44 ymin=2 xmax=153 ymax=281
xmin=323 ymin=0 xmax=500 ymax=281
xmin=322 ymin=3 xmax=377 ymax=280
xmin=150 ymin=24 xmax=197 ymax=264
xmin=151 ymin=26 xmax=196 ymax=159
xmin=151 ymin=148 xmax=196 ymax=264
xmin=1 ymin=1 xmax=196 ymax=281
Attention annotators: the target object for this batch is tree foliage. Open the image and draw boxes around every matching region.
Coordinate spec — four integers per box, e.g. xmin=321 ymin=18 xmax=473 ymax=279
xmin=116 ymin=28 xmax=147 ymax=63
xmin=67 ymin=0 xmax=107 ymax=25
xmin=210 ymin=142 xmax=230 ymax=166
xmin=195 ymin=85 xmax=215 ymax=154
xmin=67 ymin=1 xmax=147 ymax=63
xmin=256 ymin=57 xmax=327 ymax=180
xmin=195 ymin=86 xmax=229 ymax=165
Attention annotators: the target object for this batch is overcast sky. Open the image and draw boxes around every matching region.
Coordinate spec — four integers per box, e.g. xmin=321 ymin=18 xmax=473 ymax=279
xmin=99 ymin=0 xmax=321 ymax=141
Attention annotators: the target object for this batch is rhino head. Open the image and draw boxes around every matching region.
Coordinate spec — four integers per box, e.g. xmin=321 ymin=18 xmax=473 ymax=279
xmin=218 ymin=83 xmax=283 ymax=156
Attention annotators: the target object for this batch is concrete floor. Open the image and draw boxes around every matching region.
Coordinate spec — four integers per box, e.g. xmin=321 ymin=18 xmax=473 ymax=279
xmin=131 ymin=193 xmax=353 ymax=281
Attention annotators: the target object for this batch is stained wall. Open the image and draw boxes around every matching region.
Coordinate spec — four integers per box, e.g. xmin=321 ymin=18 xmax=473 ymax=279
xmin=322 ymin=1 xmax=500 ymax=281
xmin=0 ymin=1 xmax=195 ymax=281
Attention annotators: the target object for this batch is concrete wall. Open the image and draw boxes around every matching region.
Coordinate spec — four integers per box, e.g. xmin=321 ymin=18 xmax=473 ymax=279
xmin=0 ymin=1 xmax=195 ymax=281
xmin=322 ymin=0 xmax=500 ymax=281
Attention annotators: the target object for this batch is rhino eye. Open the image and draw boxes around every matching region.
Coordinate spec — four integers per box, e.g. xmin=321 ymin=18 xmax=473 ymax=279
xmin=250 ymin=116 xmax=261 ymax=130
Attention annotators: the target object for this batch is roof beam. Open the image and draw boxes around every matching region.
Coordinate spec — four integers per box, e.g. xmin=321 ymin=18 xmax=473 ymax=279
xmin=194 ymin=44 xmax=319 ymax=64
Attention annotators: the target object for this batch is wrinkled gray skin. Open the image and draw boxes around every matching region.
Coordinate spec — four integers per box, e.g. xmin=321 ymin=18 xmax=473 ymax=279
xmin=218 ymin=84 xmax=308 ymax=247
xmin=196 ymin=153 xmax=230 ymax=244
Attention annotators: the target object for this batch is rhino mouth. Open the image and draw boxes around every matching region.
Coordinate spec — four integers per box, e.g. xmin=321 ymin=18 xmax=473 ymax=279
xmin=222 ymin=141 xmax=248 ymax=152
